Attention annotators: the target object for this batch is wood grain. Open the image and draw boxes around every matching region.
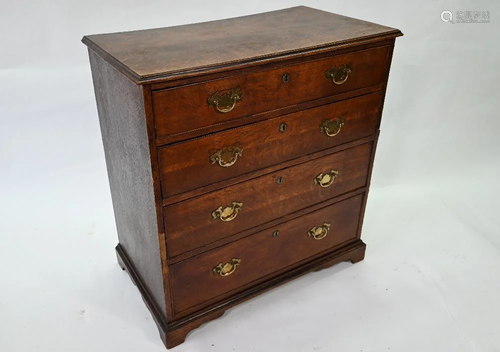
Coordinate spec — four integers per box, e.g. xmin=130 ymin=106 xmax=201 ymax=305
xmin=159 ymin=92 xmax=382 ymax=198
xmin=165 ymin=239 xmax=366 ymax=347
xmin=153 ymin=45 xmax=389 ymax=138
xmin=165 ymin=142 xmax=372 ymax=257
xmin=170 ymin=194 xmax=364 ymax=313
xmin=81 ymin=6 xmax=401 ymax=83
xmin=88 ymin=51 xmax=167 ymax=318
xmin=83 ymin=6 xmax=402 ymax=349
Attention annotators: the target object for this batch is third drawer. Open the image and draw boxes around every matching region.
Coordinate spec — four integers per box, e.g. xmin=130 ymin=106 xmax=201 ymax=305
xmin=164 ymin=141 xmax=373 ymax=258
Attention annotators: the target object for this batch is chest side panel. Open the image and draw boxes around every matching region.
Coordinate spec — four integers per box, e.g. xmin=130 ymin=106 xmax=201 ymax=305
xmin=88 ymin=50 xmax=166 ymax=317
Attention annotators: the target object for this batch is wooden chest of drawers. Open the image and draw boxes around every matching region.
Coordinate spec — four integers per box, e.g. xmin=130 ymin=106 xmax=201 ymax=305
xmin=82 ymin=6 xmax=402 ymax=349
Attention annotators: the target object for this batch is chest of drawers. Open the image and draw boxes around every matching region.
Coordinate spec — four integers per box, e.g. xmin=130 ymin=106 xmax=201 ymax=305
xmin=82 ymin=6 xmax=402 ymax=349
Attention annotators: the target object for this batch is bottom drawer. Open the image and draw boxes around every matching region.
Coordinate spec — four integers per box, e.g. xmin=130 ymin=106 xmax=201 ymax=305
xmin=169 ymin=193 xmax=364 ymax=314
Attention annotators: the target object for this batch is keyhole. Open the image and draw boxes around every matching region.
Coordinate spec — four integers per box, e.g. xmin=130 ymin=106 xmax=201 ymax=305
xmin=276 ymin=176 xmax=284 ymax=184
xmin=272 ymin=230 xmax=280 ymax=238
xmin=282 ymin=73 xmax=290 ymax=83
xmin=279 ymin=123 xmax=287 ymax=132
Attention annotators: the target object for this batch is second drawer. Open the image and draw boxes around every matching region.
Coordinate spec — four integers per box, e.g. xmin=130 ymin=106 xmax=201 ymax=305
xmin=164 ymin=141 xmax=373 ymax=257
xmin=158 ymin=92 xmax=382 ymax=198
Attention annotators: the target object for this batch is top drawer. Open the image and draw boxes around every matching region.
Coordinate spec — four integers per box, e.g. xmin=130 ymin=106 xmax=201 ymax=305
xmin=152 ymin=45 xmax=391 ymax=138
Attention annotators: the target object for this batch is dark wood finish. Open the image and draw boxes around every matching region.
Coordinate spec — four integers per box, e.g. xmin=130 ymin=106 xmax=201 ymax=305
xmin=162 ymin=135 xmax=375 ymax=207
xmin=165 ymin=142 xmax=372 ymax=258
xmin=149 ymin=38 xmax=395 ymax=92
xmin=118 ymin=236 xmax=367 ymax=349
xmin=153 ymin=46 xmax=389 ymax=138
xmin=167 ymin=187 xmax=367 ymax=265
xmin=156 ymin=84 xmax=384 ymax=146
xmin=170 ymin=194 xmax=363 ymax=313
xmin=82 ymin=6 xmax=401 ymax=84
xmin=141 ymin=85 xmax=175 ymax=322
xmin=168 ymin=240 xmax=366 ymax=328
xmin=88 ymin=51 xmax=167 ymax=317
xmin=159 ymin=92 xmax=382 ymax=197
xmin=83 ymin=6 xmax=401 ymax=349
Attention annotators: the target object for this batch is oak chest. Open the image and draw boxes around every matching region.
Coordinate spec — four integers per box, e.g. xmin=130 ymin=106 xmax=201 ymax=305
xmin=82 ymin=6 xmax=402 ymax=349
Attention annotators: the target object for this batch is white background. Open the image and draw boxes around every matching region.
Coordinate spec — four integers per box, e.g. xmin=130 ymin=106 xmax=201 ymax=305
xmin=1 ymin=0 xmax=499 ymax=351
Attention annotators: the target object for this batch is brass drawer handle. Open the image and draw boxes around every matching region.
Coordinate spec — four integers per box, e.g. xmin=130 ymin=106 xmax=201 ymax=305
xmin=207 ymin=87 xmax=243 ymax=113
xmin=307 ymin=223 xmax=331 ymax=240
xmin=320 ymin=117 xmax=345 ymax=137
xmin=325 ymin=64 xmax=353 ymax=85
xmin=210 ymin=146 xmax=243 ymax=168
xmin=314 ymin=169 xmax=339 ymax=188
xmin=213 ymin=258 xmax=241 ymax=276
xmin=212 ymin=201 xmax=243 ymax=222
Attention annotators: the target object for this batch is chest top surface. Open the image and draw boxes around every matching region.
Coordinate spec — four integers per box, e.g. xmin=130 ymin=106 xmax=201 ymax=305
xmin=82 ymin=6 xmax=401 ymax=84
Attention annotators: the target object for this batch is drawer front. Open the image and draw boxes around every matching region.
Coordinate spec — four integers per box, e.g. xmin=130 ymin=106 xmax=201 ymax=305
xmin=165 ymin=142 xmax=372 ymax=257
xmin=159 ymin=92 xmax=382 ymax=198
xmin=153 ymin=45 xmax=390 ymax=138
xmin=170 ymin=194 xmax=364 ymax=314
